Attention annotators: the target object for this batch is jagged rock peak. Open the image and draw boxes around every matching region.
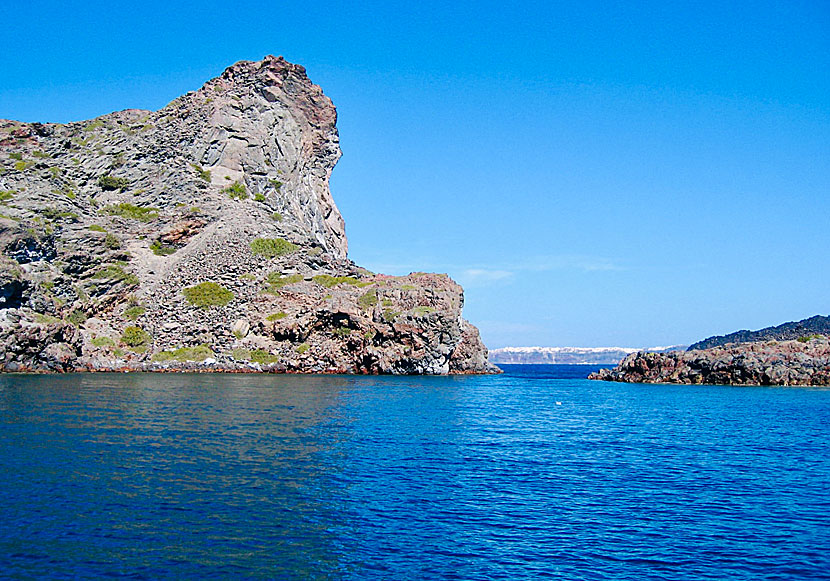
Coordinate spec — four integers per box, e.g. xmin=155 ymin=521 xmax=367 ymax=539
xmin=0 ymin=56 xmax=498 ymax=375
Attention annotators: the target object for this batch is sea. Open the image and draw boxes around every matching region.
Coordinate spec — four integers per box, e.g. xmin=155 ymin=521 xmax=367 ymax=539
xmin=1 ymin=364 xmax=828 ymax=579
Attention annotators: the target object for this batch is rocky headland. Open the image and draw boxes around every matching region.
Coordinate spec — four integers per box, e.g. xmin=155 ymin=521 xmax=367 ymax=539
xmin=0 ymin=56 xmax=498 ymax=374
xmin=590 ymin=316 xmax=830 ymax=386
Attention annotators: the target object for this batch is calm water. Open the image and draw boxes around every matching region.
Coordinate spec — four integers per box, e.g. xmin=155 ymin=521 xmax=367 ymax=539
xmin=1 ymin=365 xmax=829 ymax=579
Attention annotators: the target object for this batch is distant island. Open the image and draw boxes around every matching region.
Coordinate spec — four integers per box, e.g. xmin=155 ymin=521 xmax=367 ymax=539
xmin=591 ymin=315 xmax=830 ymax=386
xmin=0 ymin=56 xmax=498 ymax=375
xmin=489 ymin=345 xmax=686 ymax=365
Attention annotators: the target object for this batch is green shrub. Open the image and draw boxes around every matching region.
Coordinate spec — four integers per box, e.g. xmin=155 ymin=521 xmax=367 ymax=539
xmin=400 ymin=284 xmax=416 ymax=291
xmin=32 ymin=150 xmax=51 ymax=159
xmin=254 ymin=193 xmax=266 ymax=202
xmin=383 ymin=309 xmax=401 ymax=322
xmin=263 ymin=273 xmax=303 ymax=294
xmin=412 ymin=306 xmax=435 ymax=316
xmin=296 ymin=343 xmax=310 ymax=354
xmin=84 ymin=120 xmax=105 ymax=131
xmin=190 ymin=163 xmax=211 ymax=182
xmin=39 ymin=208 xmax=78 ymax=222
xmin=271 ymin=212 xmax=283 ymax=222
xmin=88 ymin=224 xmax=106 ymax=232
xmin=0 ymin=190 xmax=14 ymax=203
xmin=67 ymin=309 xmax=87 ymax=326
xmin=91 ymin=336 xmax=115 ymax=348
xmin=250 ymin=237 xmax=298 ymax=258
xmin=358 ymin=289 xmax=378 ymax=310
xmin=124 ymin=306 xmax=145 ymax=321
xmin=98 ymin=175 xmax=129 ymax=191
xmin=34 ymin=313 xmax=61 ymax=325
xmin=797 ymin=334 xmax=823 ymax=343
xmin=223 ymin=181 xmax=247 ymax=199
xmin=250 ymin=349 xmax=279 ymax=364
xmin=121 ymin=326 xmax=151 ymax=347
xmin=14 ymin=160 xmax=34 ymax=172
xmin=92 ymin=264 xmax=139 ymax=285
xmin=150 ymin=240 xmax=176 ymax=256
xmin=266 ymin=312 xmax=288 ymax=321
xmin=101 ymin=202 xmax=159 ymax=222
xmin=269 ymin=179 xmax=283 ymax=191
xmin=104 ymin=233 xmax=121 ymax=249
xmin=152 ymin=344 xmax=214 ymax=363
xmin=313 ymin=275 xmax=361 ymax=288
xmin=182 ymin=282 xmax=234 ymax=308
xmin=9 ymin=152 xmax=22 ymax=161
xmin=334 ymin=327 xmax=351 ymax=338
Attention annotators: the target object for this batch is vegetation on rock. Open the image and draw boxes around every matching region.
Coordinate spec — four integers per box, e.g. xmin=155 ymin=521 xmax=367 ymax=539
xmin=182 ymin=282 xmax=234 ymax=308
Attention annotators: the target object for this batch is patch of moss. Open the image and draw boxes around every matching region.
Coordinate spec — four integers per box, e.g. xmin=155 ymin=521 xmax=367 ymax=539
xmin=400 ymin=284 xmax=416 ymax=291
xmin=32 ymin=150 xmax=51 ymax=159
xmin=88 ymin=224 xmax=106 ymax=232
xmin=250 ymin=237 xmax=298 ymax=258
xmin=271 ymin=212 xmax=283 ymax=222
xmin=296 ymin=343 xmax=310 ymax=354
xmin=0 ymin=190 xmax=14 ymax=203
xmin=412 ymin=306 xmax=435 ymax=316
xmin=182 ymin=282 xmax=234 ymax=308
xmin=9 ymin=152 xmax=23 ymax=161
xmin=254 ymin=193 xmax=266 ymax=202
xmin=266 ymin=311 xmax=288 ymax=321
xmin=101 ymin=202 xmax=159 ymax=222
xmin=14 ymin=160 xmax=34 ymax=172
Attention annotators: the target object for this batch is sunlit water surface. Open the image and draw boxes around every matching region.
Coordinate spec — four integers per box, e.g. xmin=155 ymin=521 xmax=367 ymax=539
xmin=1 ymin=365 xmax=829 ymax=579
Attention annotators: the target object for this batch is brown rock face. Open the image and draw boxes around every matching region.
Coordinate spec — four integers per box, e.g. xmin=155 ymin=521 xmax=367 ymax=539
xmin=0 ymin=56 xmax=497 ymax=375
xmin=589 ymin=336 xmax=830 ymax=386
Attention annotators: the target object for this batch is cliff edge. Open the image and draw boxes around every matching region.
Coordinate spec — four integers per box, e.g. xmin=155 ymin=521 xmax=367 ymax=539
xmin=0 ymin=56 xmax=499 ymax=374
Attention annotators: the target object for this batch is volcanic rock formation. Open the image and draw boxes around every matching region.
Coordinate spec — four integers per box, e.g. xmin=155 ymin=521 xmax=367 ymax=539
xmin=0 ymin=56 xmax=498 ymax=374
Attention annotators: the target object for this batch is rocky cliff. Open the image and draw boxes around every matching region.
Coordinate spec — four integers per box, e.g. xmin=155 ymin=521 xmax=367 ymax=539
xmin=589 ymin=336 xmax=830 ymax=386
xmin=0 ymin=55 xmax=498 ymax=374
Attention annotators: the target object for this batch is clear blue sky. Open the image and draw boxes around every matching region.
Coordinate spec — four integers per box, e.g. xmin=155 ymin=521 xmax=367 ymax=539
xmin=2 ymin=1 xmax=828 ymax=348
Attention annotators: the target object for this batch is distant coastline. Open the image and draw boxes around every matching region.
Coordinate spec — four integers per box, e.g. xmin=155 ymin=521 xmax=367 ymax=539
xmin=489 ymin=346 xmax=686 ymax=366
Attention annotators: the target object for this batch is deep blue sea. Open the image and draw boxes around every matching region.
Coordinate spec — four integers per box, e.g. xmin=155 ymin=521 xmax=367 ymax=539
xmin=1 ymin=364 xmax=829 ymax=579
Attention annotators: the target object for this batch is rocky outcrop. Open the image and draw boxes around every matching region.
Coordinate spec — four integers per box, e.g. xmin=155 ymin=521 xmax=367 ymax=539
xmin=688 ymin=315 xmax=830 ymax=351
xmin=589 ymin=336 xmax=830 ymax=386
xmin=0 ymin=56 xmax=497 ymax=374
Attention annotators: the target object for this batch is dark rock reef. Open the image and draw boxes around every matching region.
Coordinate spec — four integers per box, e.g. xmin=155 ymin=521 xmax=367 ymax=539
xmin=0 ymin=56 xmax=498 ymax=374
xmin=590 ymin=335 xmax=830 ymax=386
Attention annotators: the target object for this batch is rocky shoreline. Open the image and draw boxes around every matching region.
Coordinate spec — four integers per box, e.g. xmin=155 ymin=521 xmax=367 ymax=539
xmin=589 ymin=335 xmax=830 ymax=386
xmin=0 ymin=56 xmax=498 ymax=375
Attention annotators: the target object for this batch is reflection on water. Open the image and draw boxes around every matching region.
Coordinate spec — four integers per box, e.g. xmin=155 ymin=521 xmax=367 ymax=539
xmin=1 ymin=370 xmax=829 ymax=579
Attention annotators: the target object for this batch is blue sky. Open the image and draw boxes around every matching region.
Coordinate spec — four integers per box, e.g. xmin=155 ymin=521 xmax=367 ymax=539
xmin=1 ymin=1 xmax=828 ymax=348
